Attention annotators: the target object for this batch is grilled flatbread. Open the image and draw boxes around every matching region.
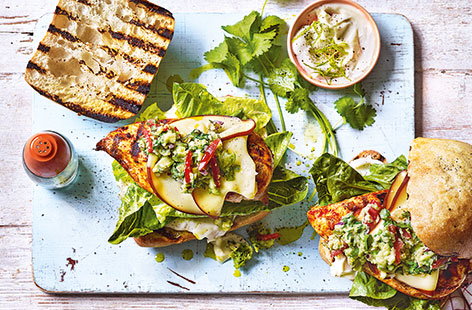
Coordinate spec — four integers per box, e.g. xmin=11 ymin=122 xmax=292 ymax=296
xmin=25 ymin=0 xmax=174 ymax=122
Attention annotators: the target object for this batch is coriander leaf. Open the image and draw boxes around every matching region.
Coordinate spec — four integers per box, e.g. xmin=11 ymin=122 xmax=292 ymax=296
xmin=246 ymin=44 xmax=281 ymax=74
xmin=226 ymin=32 xmax=276 ymax=66
xmin=225 ymin=37 xmax=254 ymax=66
xmin=267 ymin=58 xmax=300 ymax=97
xmin=222 ymin=11 xmax=260 ymax=40
xmin=260 ymin=15 xmax=285 ymax=44
xmin=285 ymin=87 xmax=312 ymax=113
xmin=353 ymin=82 xmax=365 ymax=97
xmin=334 ymin=96 xmax=376 ymax=130
xmin=268 ymin=167 xmax=308 ymax=206
xmin=203 ymin=40 xmax=243 ymax=86
xmin=310 ymin=153 xmax=380 ymax=205
xmin=264 ymin=131 xmax=292 ymax=167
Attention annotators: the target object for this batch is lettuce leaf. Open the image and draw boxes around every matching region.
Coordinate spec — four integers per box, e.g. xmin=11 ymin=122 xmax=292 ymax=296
xmin=108 ymin=183 xmax=168 ymax=244
xmin=172 ymin=83 xmax=272 ymax=132
xmin=268 ymin=167 xmax=308 ymax=206
xmin=264 ymin=131 xmax=292 ymax=167
xmin=364 ymin=155 xmax=408 ymax=189
xmin=350 ymin=272 xmax=441 ymax=310
xmin=310 ymin=153 xmax=380 ymax=206
xmin=135 ymin=102 xmax=166 ymax=122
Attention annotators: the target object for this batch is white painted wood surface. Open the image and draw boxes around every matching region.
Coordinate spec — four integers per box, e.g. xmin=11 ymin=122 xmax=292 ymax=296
xmin=1 ymin=0 xmax=471 ymax=308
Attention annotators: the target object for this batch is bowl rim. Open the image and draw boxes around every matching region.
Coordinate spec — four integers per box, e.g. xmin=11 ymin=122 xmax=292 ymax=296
xmin=287 ymin=0 xmax=381 ymax=90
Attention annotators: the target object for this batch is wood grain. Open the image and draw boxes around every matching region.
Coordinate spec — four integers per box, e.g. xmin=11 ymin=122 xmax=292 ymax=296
xmin=1 ymin=0 xmax=471 ymax=308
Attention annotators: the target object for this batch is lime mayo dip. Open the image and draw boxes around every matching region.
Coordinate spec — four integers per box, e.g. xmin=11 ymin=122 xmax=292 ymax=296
xmin=292 ymin=3 xmax=377 ymax=85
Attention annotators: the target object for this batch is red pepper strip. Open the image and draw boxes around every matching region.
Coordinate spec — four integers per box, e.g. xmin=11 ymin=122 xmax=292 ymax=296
xmin=184 ymin=151 xmax=193 ymax=184
xmin=366 ymin=207 xmax=379 ymax=231
xmin=432 ymin=257 xmax=449 ymax=269
xmin=256 ymin=233 xmax=280 ymax=241
xmin=393 ymin=238 xmax=404 ymax=264
xmin=330 ymin=244 xmax=348 ymax=260
xmin=198 ymin=139 xmax=222 ymax=171
xmin=209 ymin=157 xmax=221 ymax=188
xmin=401 ymin=228 xmax=411 ymax=239
xmin=141 ymin=127 xmax=154 ymax=154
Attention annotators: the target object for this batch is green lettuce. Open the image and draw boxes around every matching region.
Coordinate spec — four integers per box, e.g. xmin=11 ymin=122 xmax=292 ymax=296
xmin=172 ymin=82 xmax=272 ymax=132
xmin=310 ymin=153 xmax=380 ymax=206
xmin=264 ymin=131 xmax=292 ymax=167
xmin=364 ymin=155 xmax=408 ymax=189
xmin=350 ymin=272 xmax=441 ymax=310
xmin=268 ymin=167 xmax=308 ymax=206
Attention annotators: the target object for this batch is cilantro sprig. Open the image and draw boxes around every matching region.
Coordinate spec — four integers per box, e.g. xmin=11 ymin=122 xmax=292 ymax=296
xmin=192 ymin=9 xmax=340 ymax=155
xmin=334 ymin=83 xmax=377 ymax=130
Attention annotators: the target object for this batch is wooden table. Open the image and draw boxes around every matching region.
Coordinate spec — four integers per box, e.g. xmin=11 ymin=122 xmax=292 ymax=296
xmin=1 ymin=0 xmax=470 ymax=308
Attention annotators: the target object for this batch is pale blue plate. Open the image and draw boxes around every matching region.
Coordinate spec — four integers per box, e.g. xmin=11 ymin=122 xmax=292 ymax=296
xmin=32 ymin=12 xmax=414 ymax=293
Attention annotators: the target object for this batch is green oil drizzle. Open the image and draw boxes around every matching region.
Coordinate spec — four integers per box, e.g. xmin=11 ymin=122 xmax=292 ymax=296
xmin=276 ymin=221 xmax=309 ymax=245
xmin=297 ymin=252 xmax=303 ymax=257
xmin=282 ymin=265 xmax=290 ymax=272
xmin=182 ymin=249 xmax=194 ymax=261
xmin=155 ymin=253 xmax=165 ymax=263
xmin=203 ymin=243 xmax=216 ymax=260
xmin=233 ymin=269 xmax=241 ymax=277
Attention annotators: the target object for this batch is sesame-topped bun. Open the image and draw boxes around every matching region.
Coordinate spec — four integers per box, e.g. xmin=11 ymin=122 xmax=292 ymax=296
xmin=405 ymin=138 xmax=472 ymax=259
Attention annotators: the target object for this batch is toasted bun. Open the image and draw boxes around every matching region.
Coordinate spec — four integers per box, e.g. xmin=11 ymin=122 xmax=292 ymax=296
xmin=134 ymin=211 xmax=269 ymax=247
xmin=351 ymin=150 xmax=387 ymax=163
xmin=405 ymin=138 xmax=472 ymax=259
xmin=318 ymin=240 xmax=470 ymax=300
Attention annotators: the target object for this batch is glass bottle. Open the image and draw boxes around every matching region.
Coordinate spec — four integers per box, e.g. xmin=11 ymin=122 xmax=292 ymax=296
xmin=22 ymin=131 xmax=78 ymax=189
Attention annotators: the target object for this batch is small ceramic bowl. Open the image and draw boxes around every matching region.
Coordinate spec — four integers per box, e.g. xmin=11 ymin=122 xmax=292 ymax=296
xmin=287 ymin=0 xmax=381 ymax=89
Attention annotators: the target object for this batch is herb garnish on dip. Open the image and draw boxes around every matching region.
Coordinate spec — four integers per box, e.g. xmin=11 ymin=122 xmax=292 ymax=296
xmin=292 ymin=3 xmax=378 ymax=85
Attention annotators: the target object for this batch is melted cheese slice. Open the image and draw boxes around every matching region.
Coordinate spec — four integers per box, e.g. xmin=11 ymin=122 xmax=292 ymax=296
xmin=193 ymin=136 xmax=257 ymax=217
xmin=395 ymin=270 xmax=439 ymax=291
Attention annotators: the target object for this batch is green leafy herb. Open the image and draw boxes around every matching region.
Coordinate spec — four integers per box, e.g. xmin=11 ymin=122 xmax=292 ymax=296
xmin=264 ymin=131 xmax=293 ymax=167
xmin=286 ymin=87 xmax=338 ymax=155
xmin=108 ymin=184 xmax=167 ymax=244
xmin=229 ymin=237 xmax=254 ymax=269
xmin=350 ymin=272 xmax=441 ymax=310
xmin=334 ymin=83 xmax=376 ymax=130
xmin=268 ymin=167 xmax=308 ymax=206
xmin=135 ymin=102 xmax=166 ymax=122
xmin=172 ymin=83 xmax=272 ymax=132
xmin=364 ymin=155 xmax=408 ymax=189
xmin=310 ymin=153 xmax=380 ymax=206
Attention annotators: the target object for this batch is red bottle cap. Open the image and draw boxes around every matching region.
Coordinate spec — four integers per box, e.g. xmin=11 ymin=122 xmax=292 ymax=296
xmin=23 ymin=132 xmax=71 ymax=178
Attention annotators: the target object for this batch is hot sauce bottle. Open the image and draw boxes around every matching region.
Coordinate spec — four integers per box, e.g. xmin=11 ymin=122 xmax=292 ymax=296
xmin=22 ymin=131 xmax=78 ymax=189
